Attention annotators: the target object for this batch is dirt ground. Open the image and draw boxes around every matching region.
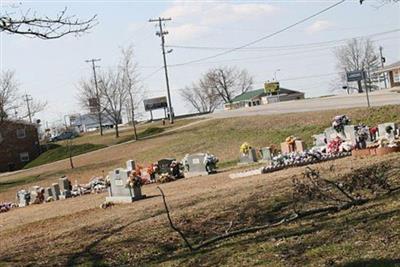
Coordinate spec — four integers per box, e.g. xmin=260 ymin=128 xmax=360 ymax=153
xmin=1 ymin=152 xmax=399 ymax=266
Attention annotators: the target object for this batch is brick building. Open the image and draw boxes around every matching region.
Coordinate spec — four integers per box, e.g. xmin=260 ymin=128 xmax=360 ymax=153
xmin=0 ymin=120 xmax=41 ymax=172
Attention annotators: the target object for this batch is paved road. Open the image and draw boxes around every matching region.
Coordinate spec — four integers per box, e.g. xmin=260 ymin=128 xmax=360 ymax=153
xmin=206 ymin=89 xmax=400 ymax=119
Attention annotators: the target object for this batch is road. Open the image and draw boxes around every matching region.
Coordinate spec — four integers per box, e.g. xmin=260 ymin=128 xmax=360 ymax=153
xmin=207 ymin=88 xmax=400 ymax=119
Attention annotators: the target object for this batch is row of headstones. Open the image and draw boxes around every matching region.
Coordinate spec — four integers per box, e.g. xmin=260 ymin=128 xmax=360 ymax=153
xmin=17 ymin=177 xmax=72 ymax=207
xmin=314 ymin=122 xmax=398 ymax=147
xmin=239 ymin=147 xmax=274 ymax=165
xmin=107 ymin=155 xmax=218 ymax=203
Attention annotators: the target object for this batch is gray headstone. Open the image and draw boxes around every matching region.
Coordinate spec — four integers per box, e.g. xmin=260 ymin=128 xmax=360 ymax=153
xmin=51 ymin=183 xmax=61 ymax=200
xmin=260 ymin=147 xmax=272 ymax=163
xmin=106 ymin=168 xmax=143 ymax=203
xmin=344 ymin=125 xmax=357 ymax=144
xmin=324 ymin=127 xmax=345 ymax=142
xmin=239 ymin=148 xmax=258 ymax=164
xmin=312 ymin=134 xmax=326 ymax=147
xmin=17 ymin=190 xmax=30 ymax=207
xmin=184 ymin=153 xmax=217 ymax=177
xmin=59 ymin=177 xmax=72 ymax=199
xmin=126 ymin=160 xmax=136 ymax=171
xmin=44 ymin=187 xmax=53 ymax=200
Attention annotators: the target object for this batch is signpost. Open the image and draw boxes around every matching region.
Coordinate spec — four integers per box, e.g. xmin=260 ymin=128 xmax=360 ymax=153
xmin=264 ymin=82 xmax=280 ymax=94
xmin=346 ymin=70 xmax=370 ymax=108
xmin=143 ymin=96 xmax=168 ymax=121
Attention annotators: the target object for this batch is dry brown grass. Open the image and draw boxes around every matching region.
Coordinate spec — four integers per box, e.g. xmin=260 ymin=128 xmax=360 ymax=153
xmin=0 ymin=153 xmax=399 ymax=266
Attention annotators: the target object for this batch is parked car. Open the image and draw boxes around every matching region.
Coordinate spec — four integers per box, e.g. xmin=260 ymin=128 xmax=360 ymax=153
xmin=50 ymin=131 xmax=78 ymax=142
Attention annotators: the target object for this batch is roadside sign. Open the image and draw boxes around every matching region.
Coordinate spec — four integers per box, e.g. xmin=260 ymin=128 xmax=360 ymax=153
xmin=346 ymin=70 xmax=366 ymax=82
xmin=144 ymin=96 xmax=168 ymax=111
xmin=264 ymin=82 xmax=279 ymax=94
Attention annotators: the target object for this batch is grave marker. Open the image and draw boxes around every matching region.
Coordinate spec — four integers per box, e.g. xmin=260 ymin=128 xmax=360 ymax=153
xmin=106 ymin=168 xmax=143 ymax=203
xmin=239 ymin=148 xmax=258 ymax=164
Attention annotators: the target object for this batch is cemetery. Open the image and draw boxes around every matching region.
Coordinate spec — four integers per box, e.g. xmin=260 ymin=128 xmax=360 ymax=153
xmin=230 ymin=115 xmax=400 ymax=179
xmin=2 ymin=113 xmax=399 ymax=214
xmin=1 ymin=107 xmax=400 ymax=266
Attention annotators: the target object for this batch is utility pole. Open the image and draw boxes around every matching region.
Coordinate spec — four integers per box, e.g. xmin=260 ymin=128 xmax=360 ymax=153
xmin=85 ymin=58 xmax=103 ymax=135
xmin=362 ymin=70 xmax=371 ymax=108
xmin=149 ymin=17 xmax=174 ymax=124
xmin=23 ymin=94 xmax=33 ymax=123
xmin=379 ymin=46 xmax=387 ymax=89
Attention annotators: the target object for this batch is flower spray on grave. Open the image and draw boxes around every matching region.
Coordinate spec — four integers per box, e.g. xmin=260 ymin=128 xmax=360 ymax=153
xmin=240 ymin=142 xmax=251 ymax=155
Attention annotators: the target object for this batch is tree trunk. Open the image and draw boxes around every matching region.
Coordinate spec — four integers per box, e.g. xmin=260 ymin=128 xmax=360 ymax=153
xmin=115 ymin=123 xmax=119 ymax=138
xmin=132 ymin=108 xmax=138 ymax=140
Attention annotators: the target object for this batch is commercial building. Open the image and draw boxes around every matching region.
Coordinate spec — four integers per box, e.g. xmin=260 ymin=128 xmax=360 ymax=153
xmin=374 ymin=60 xmax=400 ymax=88
xmin=69 ymin=113 xmax=119 ymax=132
xmin=225 ymin=87 xmax=305 ymax=110
xmin=0 ymin=120 xmax=41 ymax=172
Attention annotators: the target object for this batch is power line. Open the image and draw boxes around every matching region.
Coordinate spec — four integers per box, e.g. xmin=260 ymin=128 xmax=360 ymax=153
xmin=167 ymin=35 xmax=399 ymax=67
xmin=166 ymin=29 xmax=400 ymax=52
xmin=169 ymin=0 xmax=347 ymax=67
xmin=141 ymin=66 xmax=164 ymax=81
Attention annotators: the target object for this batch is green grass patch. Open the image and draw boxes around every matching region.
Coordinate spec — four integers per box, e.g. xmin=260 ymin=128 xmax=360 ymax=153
xmin=117 ymin=127 xmax=165 ymax=144
xmin=0 ymin=175 xmax=42 ymax=192
xmin=23 ymin=143 xmax=106 ymax=169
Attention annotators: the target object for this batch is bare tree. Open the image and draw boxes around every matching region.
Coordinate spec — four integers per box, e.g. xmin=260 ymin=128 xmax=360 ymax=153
xmin=334 ymin=38 xmax=380 ymax=93
xmin=0 ymin=70 xmax=19 ymax=123
xmin=205 ymin=66 xmax=253 ymax=104
xmin=0 ymin=70 xmax=46 ymax=124
xmin=0 ymin=6 xmax=97 ymax=39
xmin=98 ymin=70 xmax=127 ymax=138
xmin=119 ymin=45 xmax=144 ymax=140
xmin=180 ymin=78 xmax=221 ymax=113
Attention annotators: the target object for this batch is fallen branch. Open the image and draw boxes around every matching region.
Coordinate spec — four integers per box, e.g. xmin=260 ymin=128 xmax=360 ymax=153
xmin=157 ymin=187 xmax=193 ymax=251
xmin=157 ymin=187 xmax=368 ymax=252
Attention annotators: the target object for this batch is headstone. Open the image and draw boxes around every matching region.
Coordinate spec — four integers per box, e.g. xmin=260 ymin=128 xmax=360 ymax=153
xmin=344 ymin=125 xmax=357 ymax=144
xmin=51 ymin=183 xmax=61 ymax=200
xmin=324 ymin=127 xmax=344 ymax=142
xmin=44 ymin=187 xmax=53 ymax=200
xmin=158 ymin=158 xmax=175 ymax=174
xmin=30 ymin=186 xmax=43 ymax=204
xmin=378 ymin=123 xmax=397 ymax=139
xmin=106 ymin=168 xmax=143 ymax=203
xmin=260 ymin=147 xmax=272 ymax=163
xmin=280 ymin=142 xmax=294 ymax=154
xmin=16 ymin=190 xmax=31 ymax=207
xmin=295 ymin=140 xmax=307 ymax=152
xmin=59 ymin=177 xmax=72 ymax=199
xmin=239 ymin=148 xmax=258 ymax=164
xmin=184 ymin=153 xmax=217 ymax=178
xmin=126 ymin=160 xmax=136 ymax=172
xmin=312 ymin=134 xmax=326 ymax=147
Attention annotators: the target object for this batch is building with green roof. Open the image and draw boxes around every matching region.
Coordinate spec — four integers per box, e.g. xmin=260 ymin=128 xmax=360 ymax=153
xmin=225 ymin=87 xmax=305 ymax=110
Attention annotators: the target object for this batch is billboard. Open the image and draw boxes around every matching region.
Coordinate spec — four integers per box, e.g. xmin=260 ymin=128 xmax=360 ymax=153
xmin=346 ymin=70 xmax=366 ymax=82
xmin=144 ymin=96 xmax=168 ymax=111
xmin=264 ymin=82 xmax=280 ymax=94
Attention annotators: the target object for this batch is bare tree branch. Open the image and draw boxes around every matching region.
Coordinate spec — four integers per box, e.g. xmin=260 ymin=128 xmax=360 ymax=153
xmin=0 ymin=6 xmax=97 ymax=39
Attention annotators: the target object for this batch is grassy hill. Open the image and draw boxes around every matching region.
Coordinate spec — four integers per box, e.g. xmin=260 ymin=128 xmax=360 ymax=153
xmin=1 ymin=105 xmax=400 ymax=203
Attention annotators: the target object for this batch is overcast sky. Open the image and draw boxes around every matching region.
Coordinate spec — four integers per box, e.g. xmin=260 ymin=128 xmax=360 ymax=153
xmin=1 ymin=0 xmax=400 ymax=126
